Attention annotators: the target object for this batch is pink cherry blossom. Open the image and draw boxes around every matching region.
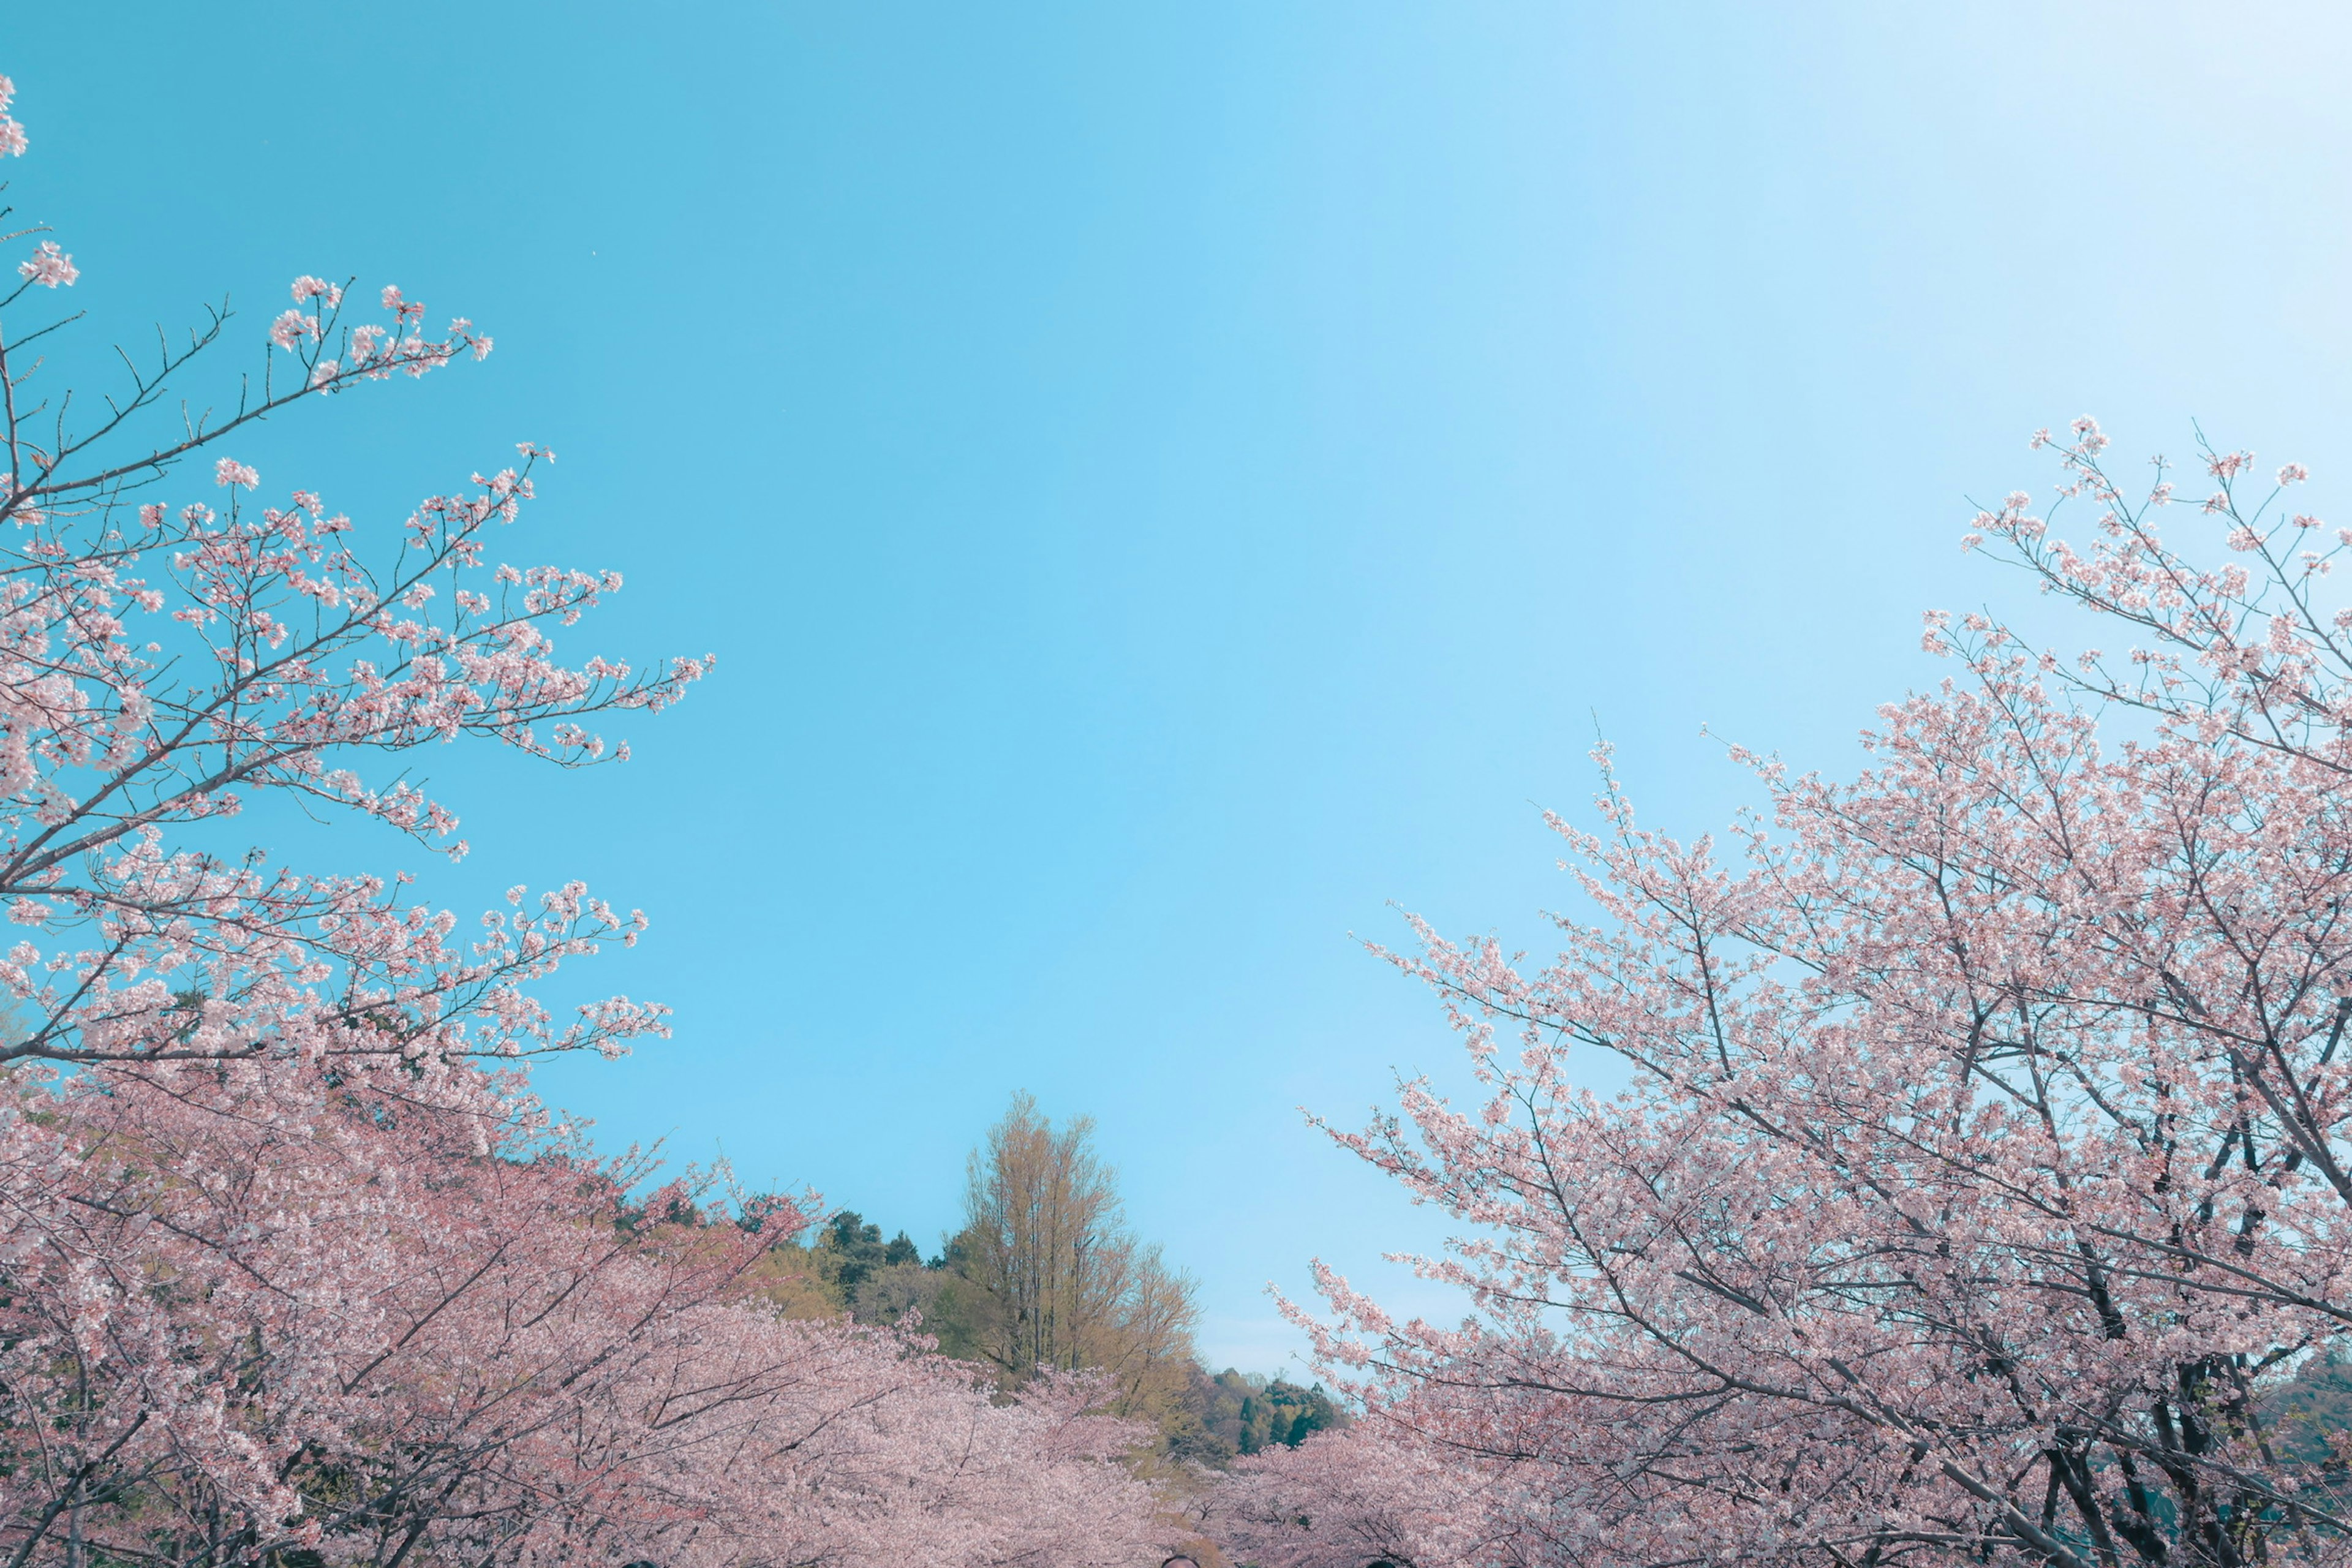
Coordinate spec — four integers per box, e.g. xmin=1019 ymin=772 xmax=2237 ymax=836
xmin=2207 ymin=446 xmax=2253 ymax=480
xmin=16 ymin=239 xmax=75 ymax=287
xmin=268 ymin=308 xmax=318 ymax=348
xmin=0 ymin=73 xmax=24 ymax=157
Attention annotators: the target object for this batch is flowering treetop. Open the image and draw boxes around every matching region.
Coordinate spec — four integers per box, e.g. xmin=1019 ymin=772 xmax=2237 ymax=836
xmin=0 ymin=75 xmax=709 ymax=1076
xmin=1222 ymin=418 xmax=2352 ymax=1568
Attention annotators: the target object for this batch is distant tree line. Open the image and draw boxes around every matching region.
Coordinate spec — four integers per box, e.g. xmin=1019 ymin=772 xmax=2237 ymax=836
xmin=752 ymin=1092 xmax=1345 ymax=1468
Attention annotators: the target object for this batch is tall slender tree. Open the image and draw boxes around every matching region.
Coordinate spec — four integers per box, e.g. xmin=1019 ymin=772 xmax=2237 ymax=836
xmin=954 ymin=1093 xmax=1200 ymax=1424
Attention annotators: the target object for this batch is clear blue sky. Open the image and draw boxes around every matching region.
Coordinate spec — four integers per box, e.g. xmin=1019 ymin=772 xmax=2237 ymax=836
xmin=13 ymin=3 xmax=2352 ymax=1370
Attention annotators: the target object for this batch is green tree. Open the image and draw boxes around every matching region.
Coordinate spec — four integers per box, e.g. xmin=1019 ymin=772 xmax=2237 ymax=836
xmin=1170 ymin=1369 xmax=1348 ymax=1464
xmin=816 ymin=1210 xmax=922 ymax=1294
xmin=949 ymin=1093 xmax=1200 ymax=1431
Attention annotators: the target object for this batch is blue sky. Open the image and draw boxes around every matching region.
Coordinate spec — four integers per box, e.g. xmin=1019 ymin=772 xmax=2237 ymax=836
xmin=12 ymin=2 xmax=2352 ymax=1369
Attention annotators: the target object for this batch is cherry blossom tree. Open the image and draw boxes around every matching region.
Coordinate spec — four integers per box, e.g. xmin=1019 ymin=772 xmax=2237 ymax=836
xmin=0 ymin=70 xmax=704 ymax=1081
xmin=1244 ymin=421 xmax=2352 ymax=1568
xmin=0 ymin=1053 xmax=1171 ymax=1568
xmin=0 ymin=71 xmax=1174 ymax=1568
